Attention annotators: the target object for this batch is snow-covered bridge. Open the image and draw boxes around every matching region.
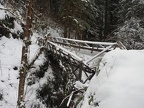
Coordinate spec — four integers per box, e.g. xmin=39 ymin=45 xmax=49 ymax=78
xmin=46 ymin=36 xmax=125 ymax=83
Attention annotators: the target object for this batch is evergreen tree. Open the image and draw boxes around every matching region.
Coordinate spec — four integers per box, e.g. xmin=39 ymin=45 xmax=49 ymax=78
xmin=115 ymin=0 xmax=144 ymax=49
xmin=118 ymin=0 xmax=144 ymax=25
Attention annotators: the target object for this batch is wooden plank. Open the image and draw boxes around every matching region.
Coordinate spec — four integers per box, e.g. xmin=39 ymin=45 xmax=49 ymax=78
xmin=79 ymin=62 xmax=83 ymax=80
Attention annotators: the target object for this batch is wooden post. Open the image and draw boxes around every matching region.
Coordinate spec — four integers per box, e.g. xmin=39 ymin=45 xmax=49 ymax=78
xmin=91 ymin=46 xmax=94 ymax=53
xmin=79 ymin=62 xmax=83 ymax=81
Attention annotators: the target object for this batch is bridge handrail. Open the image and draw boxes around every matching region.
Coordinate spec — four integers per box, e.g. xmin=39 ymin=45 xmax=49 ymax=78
xmin=48 ymin=36 xmax=117 ymax=46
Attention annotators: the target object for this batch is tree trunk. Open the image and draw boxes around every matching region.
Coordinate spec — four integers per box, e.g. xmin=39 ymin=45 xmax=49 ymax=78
xmin=17 ymin=0 xmax=34 ymax=108
xmin=64 ymin=23 xmax=68 ymax=38
xmin=104 ymin=0 xmax=109 ymax=40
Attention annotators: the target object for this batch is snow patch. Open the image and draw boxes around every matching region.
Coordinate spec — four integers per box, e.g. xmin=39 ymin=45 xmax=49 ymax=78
xmin=0 ymin=4 xmax=6 ymax=20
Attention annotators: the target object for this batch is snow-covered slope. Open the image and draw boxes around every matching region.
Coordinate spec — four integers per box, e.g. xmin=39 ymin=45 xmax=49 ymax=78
xmin=0 ymin=35 xmax=46 ymax=108
xmin=80 ymin=49 xmax=144 ymax=108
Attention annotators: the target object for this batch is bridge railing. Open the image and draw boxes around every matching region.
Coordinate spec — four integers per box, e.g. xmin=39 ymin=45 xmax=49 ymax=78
xmin=48 ymin=36 xmax=126 ymax=52
xmin=48 ymin=36 xmax=123 ymax=52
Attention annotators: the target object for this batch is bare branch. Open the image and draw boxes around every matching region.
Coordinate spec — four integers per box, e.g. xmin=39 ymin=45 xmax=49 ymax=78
xmin=28 ymin=47 xmax=44 ymax=69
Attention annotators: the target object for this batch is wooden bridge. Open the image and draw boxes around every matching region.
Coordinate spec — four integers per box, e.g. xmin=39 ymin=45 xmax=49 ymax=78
xmin=44 ymin=36 xmax=126 ymax=83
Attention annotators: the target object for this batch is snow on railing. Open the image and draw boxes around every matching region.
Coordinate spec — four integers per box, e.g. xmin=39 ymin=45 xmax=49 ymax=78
xmin=48 ymin=41 xmax=83 ymax=61
xmin=48 ymin=36 xmax=117 ymax=46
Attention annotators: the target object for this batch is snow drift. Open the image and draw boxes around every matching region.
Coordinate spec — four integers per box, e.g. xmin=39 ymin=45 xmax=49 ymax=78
xmin=80 ymin=49 xmax=144 ymax=108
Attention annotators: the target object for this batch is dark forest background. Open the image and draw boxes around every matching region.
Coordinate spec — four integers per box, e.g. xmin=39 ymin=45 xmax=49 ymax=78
xmin=2 ymin=0 xmax=144 ymax=49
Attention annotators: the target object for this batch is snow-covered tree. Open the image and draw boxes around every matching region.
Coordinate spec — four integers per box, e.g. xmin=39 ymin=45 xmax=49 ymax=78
xmin=112 ymin=0 xmax=144 ymax=49
xmin=115 ymin=18 xmax=144 ymax=49
xmin=118 ymin=0 xmax=144 ymax=25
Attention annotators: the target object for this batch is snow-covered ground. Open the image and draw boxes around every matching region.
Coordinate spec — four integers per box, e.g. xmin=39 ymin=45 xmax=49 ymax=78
xmin=0 ymin=37 xmax=21 ymax=107
xmin=79 ymin=49 xmax=144 ymax=108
